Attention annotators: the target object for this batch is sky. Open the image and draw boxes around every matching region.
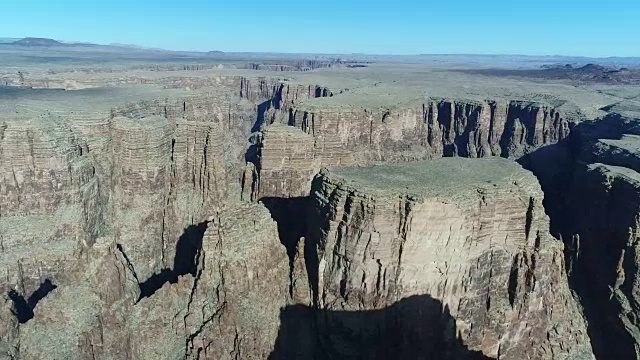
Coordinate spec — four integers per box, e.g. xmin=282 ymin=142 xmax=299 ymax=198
xmin=0 ymin=0 xmax=638 ymax=57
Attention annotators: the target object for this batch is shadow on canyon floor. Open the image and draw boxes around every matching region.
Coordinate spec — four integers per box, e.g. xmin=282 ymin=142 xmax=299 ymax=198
xmin=136 ymin=221 xmax=208 ymax=302
xmin=268 ymin=295 xmax=493 ymax=360
xmin=8 ymin=278 xmax=57 ymax=323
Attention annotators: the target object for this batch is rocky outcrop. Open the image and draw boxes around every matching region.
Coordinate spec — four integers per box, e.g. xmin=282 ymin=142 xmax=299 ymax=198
xmin=246 ymin=59 xmax=343 ymax=72
xmin=0 ymin=119 xmax=103 ymax=358
xmin=563 ymin=162 xmax=640 ymax=357
xmin=0 ymin=67 xmax=606 ymax=360
xmin=0 ymin=117 xmax=101 ymax=299
xmin=111 ymin=115 xmax=172 ymax=278
xmin=242 ymin=124 xmax=338 ymax=199
xmin=181 ymin=203 xmax=290 ymax=359
xmin=5 ymin=202 xmax=289 ymax=360
xmin=302 ymin=158 xmax=593 ymax=359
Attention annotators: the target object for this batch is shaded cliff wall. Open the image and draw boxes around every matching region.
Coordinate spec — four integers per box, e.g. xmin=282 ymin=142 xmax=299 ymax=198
xmin=269 ymin=295 xmax=494 ymax=360
xmin=520 ymin=114 xmax=640 ymax=359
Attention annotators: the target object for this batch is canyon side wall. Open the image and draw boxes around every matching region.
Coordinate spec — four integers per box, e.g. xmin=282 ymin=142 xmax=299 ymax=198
xmin=270 ymin=158 xmax=593 ymax=359
xmin=521 ymin=114 xmax=640 ymax=359
xmin=250 ymin=98 xmax=573 ymax=199
xmin=2 ymin=71 xmax=614 ymax=360
xmin=0 ymin=78 xmax=299 ymax=359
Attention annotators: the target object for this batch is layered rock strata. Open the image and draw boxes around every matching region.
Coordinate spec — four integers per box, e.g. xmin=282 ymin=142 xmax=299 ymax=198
xmin=0 ymin=70 xmax=606 ymax=360
xmin=242 ymin=124 xmax=351 ymax=199
xmin=302 ymin=158 xmax=593 ymax=359
xmin=288 ymin=99 xmax=571 ymax=161
xmin=250 ymin=98 xmax=573 ymax=199
xmin=0 ymin=116 xmax=101 ymax=293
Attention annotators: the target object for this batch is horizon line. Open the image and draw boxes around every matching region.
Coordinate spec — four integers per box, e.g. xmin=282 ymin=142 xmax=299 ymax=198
xmin=3 ymin=36 xmax=640 ymax=59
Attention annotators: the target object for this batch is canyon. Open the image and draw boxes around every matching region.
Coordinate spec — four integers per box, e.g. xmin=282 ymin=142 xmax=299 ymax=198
xmin=1 ymin=42 xmax=640 ymax=359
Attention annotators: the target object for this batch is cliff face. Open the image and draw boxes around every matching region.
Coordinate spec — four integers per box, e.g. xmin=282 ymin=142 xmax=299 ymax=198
xmin=288 ymin=99 xmax=570 ymax=161
xmin=242 ymin=123 xmax=353 ymax=199
xmin=302 ymin=158 xmax=593 ymax=359
xmin=246 ymin=124 xmax=320 ymax=199
xmin=110 ymin=115 xmax=173 ymax=278
xmin=248 ymin=98 xmax=572 ymax=199
xmin=0 ymin=117 xmax=103 ymax=359
xmin=0 ymin=117 xmax=101 ymax=296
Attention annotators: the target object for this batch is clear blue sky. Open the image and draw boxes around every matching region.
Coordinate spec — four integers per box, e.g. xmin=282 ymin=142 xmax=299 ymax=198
xmin=1 ymin=0 xmax=638 ymax=56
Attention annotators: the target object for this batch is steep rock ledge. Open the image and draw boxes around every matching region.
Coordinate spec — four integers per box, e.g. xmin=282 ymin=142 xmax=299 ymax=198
xmin=0 ymin=117 xmax=101 ymax=297
xmin=299 ymin=158 xmax=593 ymax=359
xmin=242 ymin=124 xmax=334 ymax=199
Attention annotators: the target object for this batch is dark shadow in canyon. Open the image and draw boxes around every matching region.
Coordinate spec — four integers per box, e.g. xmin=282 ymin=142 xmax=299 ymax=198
xmin=518 ymin=114 xmax=640 ymax=359
xmin=252 ymin=87 xmax=282 ymax=133
xmin=315 ymin=86 xmax=328 ymax=98
xmin=8 ymin=279 xmax=57 ymax=323
xmin=244 ymin=133 xmax=261 ymax=164
xmin=136 ymin=221 xmax=208 ymax=302
xmin=252 ymin=99 xmax=272 ymax=133
xmin=261 ymin=197 xmax=309 ymax=258
xmin=268 ymin=295 xmax=493 ymax=360
xmin=260 ymin=196 xmax=318 ymax=302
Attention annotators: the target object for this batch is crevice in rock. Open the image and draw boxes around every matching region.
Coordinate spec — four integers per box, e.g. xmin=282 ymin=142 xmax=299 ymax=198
xmin=137 ymin=221 xmax=208 ymax=302
xmin=116 ymin=243 xmax=142 ymax=284
xmin=260 ymin=196 xmax=311 ymax=298
xmin=185 ymin=300 xmax=227 ymax=358
xmin=8 ymin=279 xmax=57 ymax=323
xmin=524 ymin=197 xmax=534 ymax=241
xmin=252 ymin=99 xmax=273 ymax=133
xmin=507 ymin=255 xmax=519 ymax=307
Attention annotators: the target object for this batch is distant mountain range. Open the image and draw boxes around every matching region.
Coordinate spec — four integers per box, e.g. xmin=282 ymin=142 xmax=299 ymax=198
xmin=11 ymin=37 xmax=63 ymax=46
xmin=0 ymin=37 xmax=167 ymax=51
xmin=0 ymin=37 xmax=20 ymax=44
xmin=1 ymin=37 xmax=639 ymax=69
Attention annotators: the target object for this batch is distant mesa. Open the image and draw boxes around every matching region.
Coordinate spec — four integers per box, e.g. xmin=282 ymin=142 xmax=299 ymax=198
xmin=206 ymin=50 xmax=226 ymax=56
xmin=577 ymin=63 xmax=607 ymax=72
xmin=541 ymin=63 xmax=608 ymax=73
xmin=12 ymin=37 xmax=63 ymax=46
